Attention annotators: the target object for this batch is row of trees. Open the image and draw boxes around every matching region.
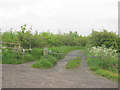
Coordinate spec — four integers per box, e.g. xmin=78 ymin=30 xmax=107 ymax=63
xmin=1 ymin=25 xmax=119 ymax=51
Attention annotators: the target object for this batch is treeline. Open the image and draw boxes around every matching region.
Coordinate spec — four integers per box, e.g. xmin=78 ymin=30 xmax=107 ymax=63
xmin=1 ymin=25 xmax=119 ymax=51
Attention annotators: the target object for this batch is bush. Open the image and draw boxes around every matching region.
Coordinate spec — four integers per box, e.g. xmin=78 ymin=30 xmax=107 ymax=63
xmin=2 ymin=48 xmax=43 ymax=64
xmin=89 ymin=30 xmax=118 ymax=50
xmin=88 ymin=46 xmax=118 ymax=73
xmin=23 ymin=53 xmax=34 ymax=62
xmin=87 ymin=46 xmax=119 ymax=81
xmin=2 ymin=46 xmax=83 ymax=64
xmin=31 ymin=48 xmax=43 ymax=60
xmin=32 ymin=55 xmax=57 ymax=68
xmin=2 ymin=49 xmax=22 ymax=64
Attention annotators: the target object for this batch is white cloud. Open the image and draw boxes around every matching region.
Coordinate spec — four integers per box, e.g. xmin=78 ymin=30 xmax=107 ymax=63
xmin=0 ymin=0 xmax=119 ymax=36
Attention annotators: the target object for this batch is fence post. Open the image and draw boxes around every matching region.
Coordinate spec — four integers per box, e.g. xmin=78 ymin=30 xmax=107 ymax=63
xmin=44 ymin=47 xmax=48 ymax=56
xmin=22 ymin=49 xmax=25 ymax=58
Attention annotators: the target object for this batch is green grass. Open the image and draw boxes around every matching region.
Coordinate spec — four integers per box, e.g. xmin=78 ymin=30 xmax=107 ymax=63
xmin=85 ymin=49 xmax=119 ymax=81
xmin=49 ymin=46 xmax=83 ymax=59
xmin=32 ymin=46 xmax=83 ymax=69
xmin=2 ymin=46 xmax=84 ymax=64
xmin=95 ymin=69 xmax=120 ymax=81
xmin=49 ymin=46 xmax=83 ymax=54
xmin=2 ymin=53 xmax=35 ymax=64
xmin=32 ymin=55 xmax=57 ymax=69
xmin=87 ymin=57 xmax=118 ymax=73
xmin=2 ymin=48 xmax=43 ymax=64
xmin=65 ymin=59 xmax=80 ymax=69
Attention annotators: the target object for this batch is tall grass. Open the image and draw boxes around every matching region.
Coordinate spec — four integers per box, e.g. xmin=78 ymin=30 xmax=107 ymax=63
xmin=2 ymin=46 xmax=83 ymax=64
xmin=87 ymin=46 xmax=119 ymax=81
xmin=88 ymin=56 xmax=118 ymax=73
xmin=32 ymin=55 xmax=57 ymax=68
xmin=87 ymin=46 xmax=118 ymax=73
xmin=2 ymin=48 xmax=43 ymax=64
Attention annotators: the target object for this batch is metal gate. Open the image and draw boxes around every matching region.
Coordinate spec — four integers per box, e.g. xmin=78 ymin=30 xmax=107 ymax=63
xmin=48 ymin=52 xmax=81 ymax=61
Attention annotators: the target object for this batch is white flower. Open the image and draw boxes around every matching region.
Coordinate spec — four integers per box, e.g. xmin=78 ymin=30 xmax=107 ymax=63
xmin=89 ymin=46 xmax=117 ymax=58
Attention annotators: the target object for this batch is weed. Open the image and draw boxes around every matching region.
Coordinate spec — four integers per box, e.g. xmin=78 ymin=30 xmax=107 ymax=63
xmin=2 ymin=46 xmax=83 ymax=64
xmin=87 ymin=46 xmax=119 ymax=81
xmin=95 ymin=69 xmax=120 ymax=81
xmin=32 ymin=55 xmax=57 ymax=68
xmin=65 ymin=59 xmax=80 ymax=69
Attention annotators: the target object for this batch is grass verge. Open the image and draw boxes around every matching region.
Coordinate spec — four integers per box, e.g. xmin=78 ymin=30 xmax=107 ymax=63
xmin=49 ymin=46 xmax=84 ymax=60
xmin=2 ymin=46 xmax=84 ymax=64
xmin=32 ymin=55 xmax=57 ymax=69
xmin=87 ymin=57 xmax=119 ymax=81
xmin=95 ymin=69 xmax=120 ymax=81
xmin=85 ymin=49 xmax=119 ymax=81
xmin=2 ymin=48 xmax=43 ymax=64
xmin=65 ymin=57 xmax=81 ymax=69
xmin=32 ymin=46 xmax=83 ymax=69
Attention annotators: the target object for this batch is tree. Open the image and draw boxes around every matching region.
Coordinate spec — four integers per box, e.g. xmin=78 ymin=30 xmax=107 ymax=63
xmin=89 ymin=30 xmax=118 ymax=49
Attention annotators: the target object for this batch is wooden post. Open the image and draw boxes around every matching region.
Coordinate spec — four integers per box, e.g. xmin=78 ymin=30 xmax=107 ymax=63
xmin=22 ymin=49 xmax=25 ymax=58
xmin=30 ymin=44 xmax=31 ymax=49
xmin=44 ymin=47 xmax=48 ymax=56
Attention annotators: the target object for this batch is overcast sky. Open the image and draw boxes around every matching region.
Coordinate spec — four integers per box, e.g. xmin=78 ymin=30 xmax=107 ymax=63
xmin=0 ymin=0 xmax=119 ymax=36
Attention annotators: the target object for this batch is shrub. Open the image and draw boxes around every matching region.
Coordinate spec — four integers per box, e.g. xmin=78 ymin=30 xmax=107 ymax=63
xmin=89 ymin=30 xmax=118 ymax=50
xmin=87 ymin=46 xmax=119 ymax=81
xmin=89 ymin=46 xmax=118 ymax=58
xmin=88 ymin=46 xmax=118 ymax=72
xmin=31 ymin=48 xmax=43 ymax=60
xmin=32 ymin=55 xmax=57 ymax=68
xmin=2 ymin=49 xmax=22 ymax=64
xmin=2 ymin=48 xmax=42 ymax=64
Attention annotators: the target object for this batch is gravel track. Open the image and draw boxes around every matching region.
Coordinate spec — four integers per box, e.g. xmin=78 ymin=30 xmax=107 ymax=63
xmin=2 ymin=50 xmax=118 ymax=88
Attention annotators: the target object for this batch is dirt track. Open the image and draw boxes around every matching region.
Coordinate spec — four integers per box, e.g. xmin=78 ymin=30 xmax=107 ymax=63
xmin=2 ymin=50 xmax=118 ymax=88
